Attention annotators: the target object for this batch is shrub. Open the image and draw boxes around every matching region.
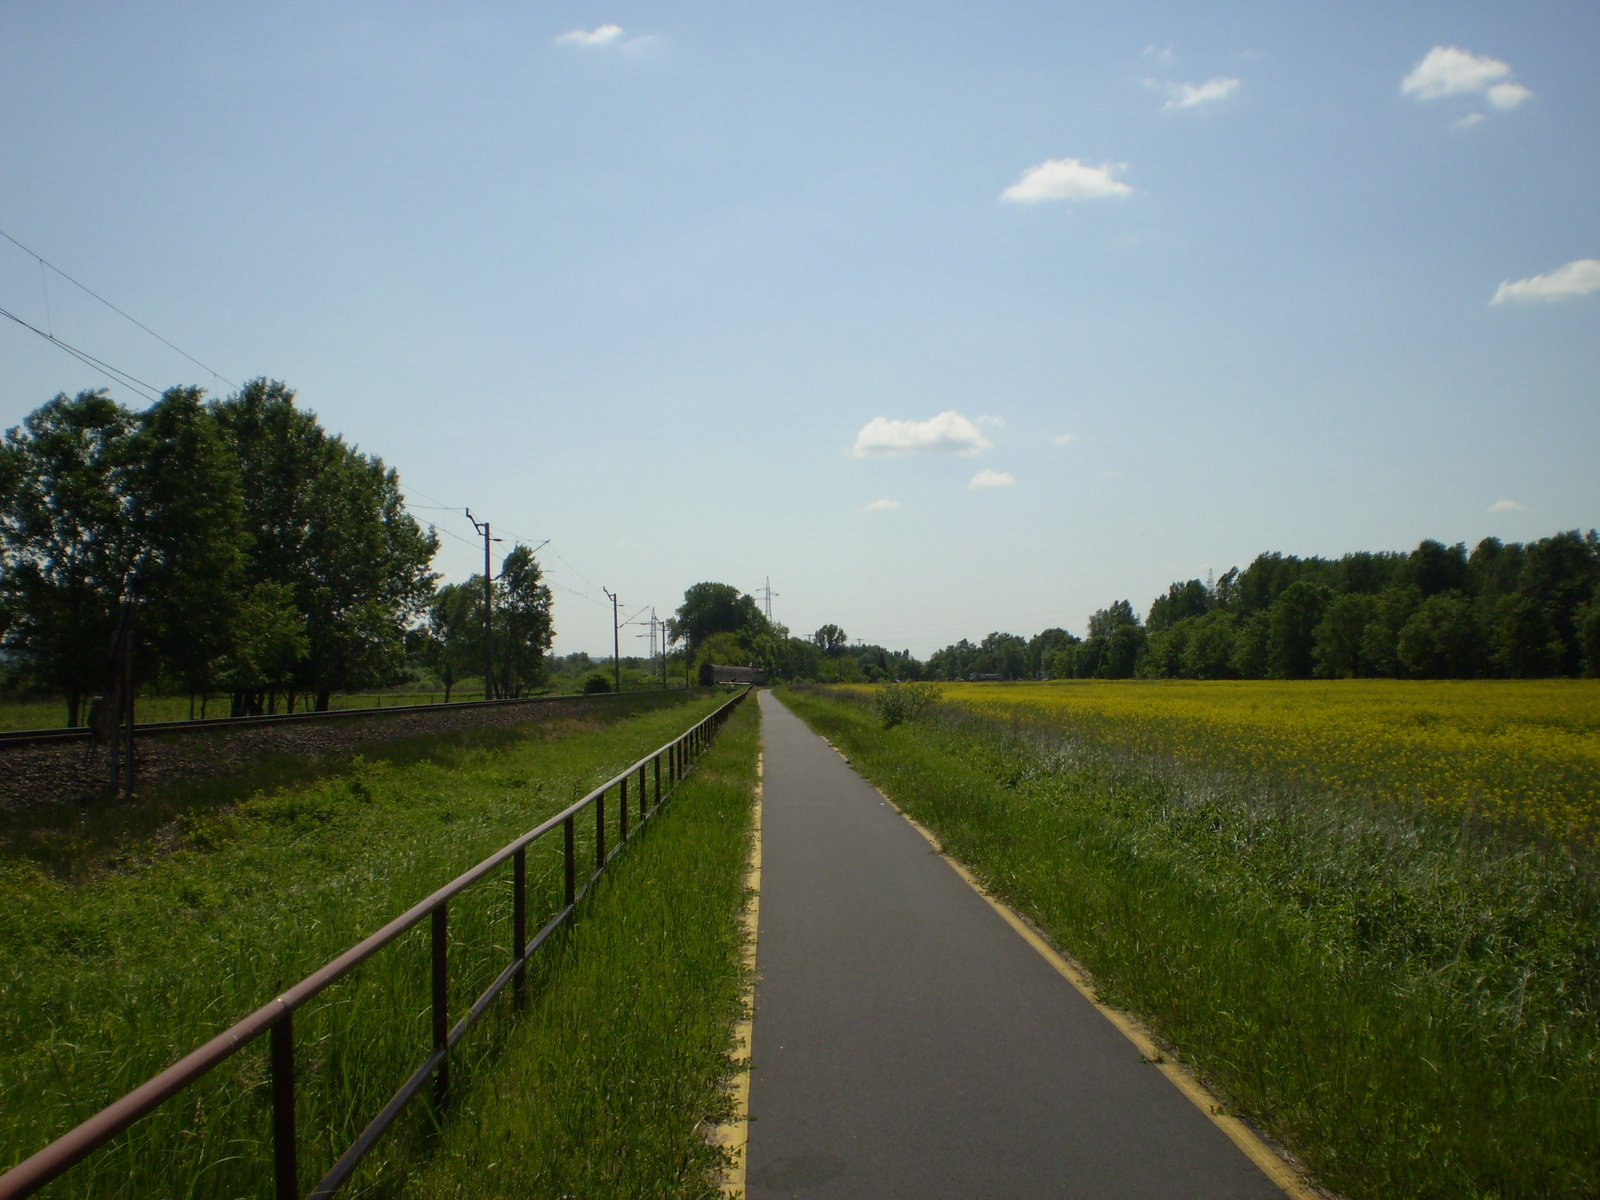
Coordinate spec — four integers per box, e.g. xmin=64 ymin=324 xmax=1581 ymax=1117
xmin=874 ymin=680 xmax=943 ymax=728
xmin=582 ymin=673 xmax=612 ymax=694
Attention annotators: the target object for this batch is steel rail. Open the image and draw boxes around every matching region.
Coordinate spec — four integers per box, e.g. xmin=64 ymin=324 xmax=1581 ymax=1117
xmin=0 ymin=688 xmax=663 ymax=749
xmin=0 ymin=687 xmax=750 ymax=1200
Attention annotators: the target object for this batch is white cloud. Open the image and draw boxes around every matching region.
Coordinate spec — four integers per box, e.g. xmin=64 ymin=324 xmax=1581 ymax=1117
xmin=1402 ymin=46 xmax=1512 ymax=99
xmin=1163 ymin=77 xmax=1240 ymax=110
xmin=852 ymin=411 xmax=992 ymax=457
xmin=864 ymin=498 xmax=901 ymax=512
xmin=555 ymin=24 xmax=624 ymax=47
xmin=976 ymin=413 xmax=1006 ymax=427
xmin=1489 ymin=499 xmax=1533 ymax=513
xmin=1402 ymin=46 xmax=1531 ymax=121
xmin=968 ymin=469 xmax=1015 ymax=489
xmin=1487 ymin=81 xmax=1533 ymax=111
xmin=1492 ymin=259 xmax=1600 ymax=304
xmin=1143 ymin=45 xmax=1175 ymax=64
xmin=1001 ymin=157 xmax=1132 ymax=203
xmin=1052 ymin=433 xmax=1076 ymax=446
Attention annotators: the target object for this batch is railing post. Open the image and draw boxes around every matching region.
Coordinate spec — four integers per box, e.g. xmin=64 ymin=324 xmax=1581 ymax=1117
xmin=271 ymin=1012 xmax=298 ymax=1200
xmin=596 ymin=789 xmax=606 ymax=869
xmin=620 ymin=776 xmax=629 ymax=841
xmin=638 ymin=765 xmax=647 ymax=821
xmin=432 ymin=904 xmax=449 ymax=1109
xmin=654 ymin=755 xmax=661 ymax=807
xmin=512 ymin=847 xmax=527 ymax=1009
xmin=564 ymin=815 xmax=576 ymax=908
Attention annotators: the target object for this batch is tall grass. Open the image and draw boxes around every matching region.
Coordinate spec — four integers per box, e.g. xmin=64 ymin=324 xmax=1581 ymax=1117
xmin=0 ymin=692 xmax=725 ymax=1198
xmin=778 ymin=686 xmax=1600 ymax=1200
xmin=405 ymin=693 xmax=760 ymax=1198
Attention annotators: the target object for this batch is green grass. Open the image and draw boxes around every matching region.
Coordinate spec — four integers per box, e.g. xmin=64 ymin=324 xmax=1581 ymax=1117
xmin=403 ymin=689 xmax=760 ymax=1199
xmin=0 ymin=690 xmax=737 ymax=1198
xmin=777 ymin=685 xmax=1600 ymax=1200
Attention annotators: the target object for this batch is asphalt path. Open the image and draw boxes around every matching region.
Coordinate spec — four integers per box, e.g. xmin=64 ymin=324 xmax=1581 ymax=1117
xmin=744 ymin=689 xmax=1289 ymax=1200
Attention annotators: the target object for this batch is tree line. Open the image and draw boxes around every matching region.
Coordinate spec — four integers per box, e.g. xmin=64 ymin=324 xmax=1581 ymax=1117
xmin=669 ymin=531 xmax=1600 ymax=686
xmin=930 ymin=533 xmax=1600 ymax=682
xmin=1 ymin=383 xmax=554 ymax=723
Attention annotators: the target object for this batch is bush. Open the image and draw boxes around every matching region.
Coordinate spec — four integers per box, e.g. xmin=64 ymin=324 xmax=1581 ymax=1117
xmin=874 ymin=680 xmax=943 ymax=728
xmin=582 ymin=673 xmax=612 ymax=694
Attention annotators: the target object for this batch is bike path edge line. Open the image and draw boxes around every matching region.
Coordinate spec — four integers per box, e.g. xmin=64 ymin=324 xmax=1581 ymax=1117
xmin=716 ymin=749 xmax=762 ymax=1197
xmin=817 ymin=737 xmax=1325 ymax=1200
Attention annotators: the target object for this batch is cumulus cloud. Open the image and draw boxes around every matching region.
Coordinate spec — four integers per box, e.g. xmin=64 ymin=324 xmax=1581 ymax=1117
xmin=1492 ymin=259 xmax=1600 ymax=304
xmin=1453 ymin=112 xmax=1485 ymax=129
xmin=1487 ymin=81 xmax=1533 ymax=110
xmin=555 ymin=24 xmax=624 ymax=46
xmin=1489 ymin=499 xmax=1533 ymax=513
xmin=1402 ymin=46 xmax=1531 ymax=117
xmin=864 ymin=498 xmax=901 ymax=512
xmin=1052 ymin=433 xmax=1076 ymax=446
xmin=969 ymin=469 xmax=1015 ymax=489
xmin=1001 ymin=157 xmax=1132 ymax=203
xmin=852 ymin=411 xmax=992 ymax=457
xmin=1163 ymin=77 xmax=1240 ymax=110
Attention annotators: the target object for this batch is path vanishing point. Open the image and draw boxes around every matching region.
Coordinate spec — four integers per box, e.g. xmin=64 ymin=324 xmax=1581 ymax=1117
xmin=741 ymin=689 xmax=1299 ymax=1200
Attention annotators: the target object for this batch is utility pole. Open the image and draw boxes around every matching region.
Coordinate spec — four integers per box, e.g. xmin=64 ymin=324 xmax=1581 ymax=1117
xmin=763 ymin=578 xmax=772 ymax=623
xmin=466 ymin=510 xmax=501 ymax=700
xmin=604 ymin=587 xmax=621 ymax=693
xmin=656 ymin=608 xmax=667 ymax=689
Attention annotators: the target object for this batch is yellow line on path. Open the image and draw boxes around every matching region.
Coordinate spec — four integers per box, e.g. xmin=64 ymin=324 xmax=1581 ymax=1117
xmin=820 ymin=739 xmax=1324 ymax=1200
xmin=715 ymin=750 xmax=762 ymax=1196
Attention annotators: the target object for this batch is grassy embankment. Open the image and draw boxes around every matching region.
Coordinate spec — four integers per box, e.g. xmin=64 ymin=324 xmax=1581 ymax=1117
xmin=779 ymin=682 xmax=1600 ymax=1200
xmin=1 ymin=688 xmax=756 ymax=1198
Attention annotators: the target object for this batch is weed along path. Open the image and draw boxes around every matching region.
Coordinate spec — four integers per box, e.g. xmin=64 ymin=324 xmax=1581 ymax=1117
xmin=745 ymin=689 xmax=1293 ymax=1200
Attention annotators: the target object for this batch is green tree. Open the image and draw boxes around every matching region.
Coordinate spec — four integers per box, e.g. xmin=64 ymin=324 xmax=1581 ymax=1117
xmin=1397 ymin=592 xmax=1482 ymax=678
xmin=220 ymin=582 xmax=309 ymax=706
xmin=0 ymin=390 xmax=137 ymax=724
xmin=1313 ymin=593 xmax=1377 ymax=678
xmin=125 ymin=387 xmax=249 ymax=700
xmin=1181 ymin=610 xmax=1238 ymax=679
xmin=1267 ymin=581 xmax=1330 ymax=678
xmin=1361 ymin=587 xmax=1421 ymax=677
xmin=669 ymin=582 xmax=765 ymax=656
xmin=494 ymin=544 xmax=554 ymax=697
xmin=214 ymin=380 xmax=438 ymax=708
xmin=812 ymin=623 xmax=848 ymax=656
xmin=425 ymin=581 xmax=482 ymax=702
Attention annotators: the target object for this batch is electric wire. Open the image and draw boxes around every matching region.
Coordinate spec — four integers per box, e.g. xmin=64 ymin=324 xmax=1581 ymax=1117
xmin=0 ymin=304 xmax=162 ymax=401
xmin=0 ymin=227 xmax=237 ymax=389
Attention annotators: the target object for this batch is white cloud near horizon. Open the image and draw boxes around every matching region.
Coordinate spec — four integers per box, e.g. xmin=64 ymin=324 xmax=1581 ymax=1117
xmin=852 ymin=411 xmax=992 ymax=457
xmin=1492 ymin=259 xmax=1600 ymax=304
xmin=1052 ymin=433 xmax=1076 ymax=446
xmin=555 ymin=24 xmax=624 ymax=47
xmin=1402 ymin=46 xmax=1531 ymax=114
xmin=1489 ymin=499 xmax=1533 ymax=513
xmin=969 ymin=469 xmax=1015 ymax=489
xmin=1001 ymin=158 xmax=1132 ymax=203
xmin=864 ymin=498 xmax=901 ymax=511
xmin=1163 ymin=77 xmax=1240 ymax=110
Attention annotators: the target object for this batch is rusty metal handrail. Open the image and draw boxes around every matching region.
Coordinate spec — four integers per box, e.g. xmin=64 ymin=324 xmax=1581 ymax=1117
xmin=0 ymin=686 xmax=751 ymax=1200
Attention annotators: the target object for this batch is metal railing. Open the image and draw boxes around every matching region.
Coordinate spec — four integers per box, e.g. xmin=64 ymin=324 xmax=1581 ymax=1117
xmin=0 ymin=686 xmax=751 ymax=1200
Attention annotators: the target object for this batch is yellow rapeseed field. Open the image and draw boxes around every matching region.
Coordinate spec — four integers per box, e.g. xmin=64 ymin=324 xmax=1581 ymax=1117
xmin=922 ymin=680 xmax=1600 ymax=837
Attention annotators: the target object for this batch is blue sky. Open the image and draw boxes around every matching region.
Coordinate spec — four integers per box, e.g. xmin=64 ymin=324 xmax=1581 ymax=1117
xmin=2 ymin=1 xmax=1596 ymax=655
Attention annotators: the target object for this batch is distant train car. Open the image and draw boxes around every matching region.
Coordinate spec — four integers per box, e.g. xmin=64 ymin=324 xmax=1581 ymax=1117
xmin=710 ymin=664 xmax=767 ymax=686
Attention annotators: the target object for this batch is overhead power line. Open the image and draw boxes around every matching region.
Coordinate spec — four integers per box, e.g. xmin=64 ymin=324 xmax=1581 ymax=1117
xmin=0 ymin=227 xmax=237 ymax=390
xmin=0 ymin=304 xmax=162 ymax=401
